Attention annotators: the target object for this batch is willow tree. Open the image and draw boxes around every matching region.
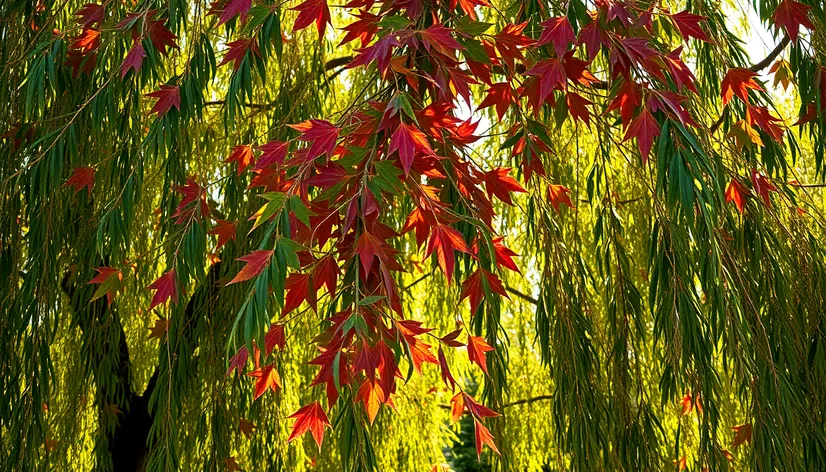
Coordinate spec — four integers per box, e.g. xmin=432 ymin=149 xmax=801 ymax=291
xmin=2 ymin=0 xmax=826 ymax=470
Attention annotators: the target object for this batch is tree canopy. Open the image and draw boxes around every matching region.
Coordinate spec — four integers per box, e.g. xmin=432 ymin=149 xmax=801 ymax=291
xmin=2 ymin=0 xmax=826 ymax=470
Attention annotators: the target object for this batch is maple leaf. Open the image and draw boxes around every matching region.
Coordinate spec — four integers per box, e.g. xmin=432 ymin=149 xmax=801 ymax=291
xmin=566 ymin=92 xmax=592 ymax=125
xmin=665 ymin=47 xmax=698 ymax=94
xmin=425 ymin=224 xmax=471 ymax=280
xmin=548 ymin=184 xmax=575 ymax=212
xmin=224 ymin=457 xmax=242 ymax=472
xmin=623 ymin=110 xmax=661 ymax=163
xmin=525 ymin=59 xmax=566 ymax=105
xmin=721 ymin=68 xmax=762 ymax=106
xmin=283 ymin=273 xmax=317 ymax=315
xmin=474 ymin=419 xmax=500 ymax=458
xmin=287 ymin=402 xmax=331 ymax=450
xmin=63 ymin=166 xmax=95 ymax=195
xmin=493 ymin=22 xmax=534 ymax=69
xmin=750 ymin=168 xmax=777 ymax=208
xmin=492 ymin=237 xmax=520 ymax=273
xmin=484 ymin=167 xmax=525 ymax=205
xmin=226 ymin=345 xmax=254 ymax=377
xmin=773 ymin=0 xmax=814 ymax=43
xmin=288 ymin=119 xmax=340 ymax=160
xmin=437 ymin=346 xmax=457 ymax=390
xmin=725 ymin=179 xmax=750 ymax=214
xmin=247 ymin=364 xmax=281 ymax=400
xmin=121 ymin=43 xmax=146 ymax=78
xmin=577 ymin=20 xmax=610 ymax=61
xmin=239 ymin=418 xmax=256 ymax=439
xmin=146 ymin=17 xmax=178 ymax=56
xmin=460 ymin=269 xmax=508 ymax=315
xmin=146 ymin=85 xmax=181 ymax=117
xmin=219 ymin=38 xmax=259 ymax=70
xmin=218 ymin=0 xmax=252 ymax=25
xmin=746 ymin=105 xmax=785 ymax=143
xmin=228 ymin=250 xmax=273 ymax=285
xmin=264 ymin=323 xmax=285 ymax=356
xmin=75 ymin=4 xmax=104 ymax=28
xmin=292 ymin=0 xmax=331 ymax=39
xmin=225 ymin=145 xmax=256 ymax=174
xmin=147 ymin=270 xmax=179 ymax=310
xmin=420 ymin=24 xmax=463 ymax=56
xmin=466 ymin=336 xmax=494 ymax=375
xmin=356 ymin=379 xmax=385 ymax=425
xmin=389 ymin=123 xmax=432 ymax=174
xmin=71 ymin=28 xmax=100 ymax=52
xmin=731 ymin=423 xmax=752 ymax=448
xmin=208 ymin=220 xmax=237 ymax=250
xmin=726 ymin=119 xmax=763 ymax=150
xmin=477 ymin=82 xmax=514 ymax=121
xmin=256 ymin=140 xmax=289 ymax=169
xmin=147 ymin=318 xmax=169 ymax=340
xmin=340 ymin=11 xmax=380 ymax=47
xmin=770 ymin=59 xmax=793 ymax=90
xmin=670 ymin=11 xmax=711 ymax=42
xmin=674 ymin=455 xmax=687 ymax=471
xmin=450 ymin=393 xmax=465 ymax=422
xmin=88 ymin=266 xmax=123 ymax=304
xmin=536 ymin=16 xmax=575 ymax=57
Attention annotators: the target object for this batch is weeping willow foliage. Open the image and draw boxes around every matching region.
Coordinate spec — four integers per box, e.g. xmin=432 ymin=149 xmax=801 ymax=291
xmin=2 ymin=0 xmax=826 ymax=471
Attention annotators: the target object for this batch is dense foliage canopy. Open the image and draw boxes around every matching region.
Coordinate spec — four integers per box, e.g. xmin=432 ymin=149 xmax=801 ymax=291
xmin=2 ymin=0 xmax=826 ymax=470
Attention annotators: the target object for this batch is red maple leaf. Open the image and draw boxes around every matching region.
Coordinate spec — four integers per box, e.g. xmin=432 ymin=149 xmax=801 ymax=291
xmin=208 ymin=219 xmax=237 ymax=250
xmin=147 ymin=270 xmax=179 ymax=310
xmin=256 ymin=140 xmax=289 ymax=169
xmin=566 ymin=92 xmax=592 ymax=125
xmin=288 ymin=119 xmax=340 ymax=160
xmin=731 ymin=423 xmax=753 ymax=448
xmin=525 ymin=58 xmax=566 ymax=105
xmin=228 ymin=250 xmax=273 ymax=285
xmin=355 ymin=379 xmax=386 ymax=425
xmin=219 ymin=38 xmax=259 ymax=70
xmin=484 ymin=167 xmax=525 ymax=205
xmin=71 ymin=28 xmax=100 ymax=52
xmin=225 ymin=145 xmax=256 ymax=174
xmin=88 ymin=266 xmax=123 ymax=304
xmin=389 ymin=123 xmax=432 ymax=174
xmin=493 ymin=22 xmax=534 ymax=69
xmin=247 ymin=364 xmax=281 ymax=400
xmin=746 ymin=105 xmax=785 ymax=143
xmin=226 ymin=345 xmax=257 ymax=377
xmin=425 ymin=224 xmax=471 ymax=280
xmin=63 ymin=166 xmax=95 ymax=195
xmin=477 ymin=82 xmax=514 ymax=121
xmin=492 ymin=237 xmax=520 ymax=273
xmin=264 ymin=323 xmax=285 ymax=356
xmin=536 ymin=16 xmax=575 ymax=57
xmin=146 ymin=85 xmax=181 ymax=116
xmin=623 ymin=110 xmax=661 ymax=163
xmin=287 ymin=402 xmax=331 ymax=450
xmin=292 ymin=0 xmax=331 ymax=39
xmin=665 ymin=47 xmax=698 ymax=94
xmin=466 ymin=335 xmax=494 ymax=375
xmin=474 ymin=419 xmax=500 ymax=458
xmin=548 ymin=184 xmax=575 ymax=212
xmin=121 ymin=43 xmax=146 ymax=77
xmin=146 ymin=17 xmax=178 ymax=56
xmin=773 ymin=0 xmax=814 ymax=43
xmin=577 ymin=20 xmax=610 ymax=62
xmin=283 ymin=273 xmax=317 ymax=315
xmin=218 ymin=0 xmax=252 ymax=25
xmin=750 ymin=168 xmax=777 ymax=208
xmin=725 ymin=179 xmax=750 ymax=213
xmin=606 ymin=80 xmax=642 ymax=128
xmin=460 ymin=268 xmax=508 ymax=314
xmin=75 ymin=3 xmax=104 ymax=28
xmin=721 ymin=68 xmax=762 ymax=105
xmin=340 ymin=10 xmax=380 ymax=47
xmin=420 ymin=24 xmax=464 ymax=56
xmin=670 ymin=11 xmax=711 ymax=42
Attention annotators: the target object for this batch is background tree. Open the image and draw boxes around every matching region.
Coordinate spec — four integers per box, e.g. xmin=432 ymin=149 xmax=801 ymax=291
xmin=2 ymin=0 xmax=826 ymax=471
